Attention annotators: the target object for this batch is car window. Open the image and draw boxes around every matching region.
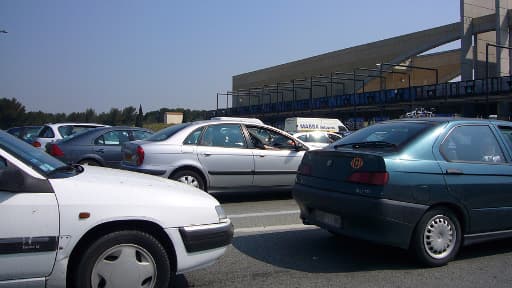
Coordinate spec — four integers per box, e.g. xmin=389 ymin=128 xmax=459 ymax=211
xmin=132 ymin=130 xmax=152 ymax=140
xmin=305 ymin=132 xmax=332 ymax=144
xmin=199 ymin=124 xmax=245 ymax=148
xmin=246 ymin=126 xmax=296 ymax=150
xmin=296 ymin=134 xmax=308 ymax=142
xmin=58 ymin=125 xmax=75 ymax=138
xmin=334 ymin=121 xmax=435 ymax=148
xmin=146 ymin=123 xmax=191 ymax=142
xmin=440 ymin=125 xmax=505 ymax=163
xmin=328 ymin=133 xmax=342 ymax=142
xmin=0 ymin=156 xmax=6 ymax=169
xmin=497 ymin=126 xmax=512 ymax=150
xmin=7 ymin=127 xmax=21 ymax=137
xmin=95 ymin=130 xmax=130 ymax=145
xmin=184 ymin=128 xmax=203 ymax=145
xmin=0 ymin=130 xmax=68 ymax=176
xmin=58 ymin=125 xmax=99 ymax=138
xmin=39 ymin=126 xmax=55 ymax=138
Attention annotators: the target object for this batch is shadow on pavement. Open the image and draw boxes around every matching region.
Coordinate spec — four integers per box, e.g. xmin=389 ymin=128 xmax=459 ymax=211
xmin=212 ymin=190 xmax=292 ymax=204
xmin=230 ymin=228 xmax=512 ymax=273
xmin=231 ymin=228 xmax=415 ymax=273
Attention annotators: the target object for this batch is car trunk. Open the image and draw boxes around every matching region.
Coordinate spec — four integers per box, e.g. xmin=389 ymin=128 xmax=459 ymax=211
xmin=297 ymin=148 xmax=391 ymax=198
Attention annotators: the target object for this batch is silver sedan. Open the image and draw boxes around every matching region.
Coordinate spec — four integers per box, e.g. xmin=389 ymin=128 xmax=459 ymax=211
xmin=121 ymin=119 xmax=310 ymax=193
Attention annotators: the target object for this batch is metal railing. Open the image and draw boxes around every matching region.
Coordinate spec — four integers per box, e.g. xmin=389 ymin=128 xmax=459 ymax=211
xmin=212 ymin=76 xmax=512 ymax=118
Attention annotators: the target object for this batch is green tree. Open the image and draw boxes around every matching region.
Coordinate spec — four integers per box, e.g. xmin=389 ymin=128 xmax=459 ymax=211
xmin=0 ymin=98 xmax=26 ymax=129
xmin=84 ymin=108 xmax=97 ymax=123
xmin=121 ymin=106 xmax=137 ymax=125
xmin=135 ymin=104 xmax=143 ymax=127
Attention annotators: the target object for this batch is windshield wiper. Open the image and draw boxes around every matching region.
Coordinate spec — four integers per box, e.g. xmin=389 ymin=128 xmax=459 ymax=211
xmin=334 ymin=141 xmax=397 ymax=149
xmin=48 ymin=164 xmax=76 ymax=175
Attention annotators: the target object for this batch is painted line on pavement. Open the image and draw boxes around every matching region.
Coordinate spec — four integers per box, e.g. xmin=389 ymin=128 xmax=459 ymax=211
xmin=227 ymin=210 xmax=300 ymax=219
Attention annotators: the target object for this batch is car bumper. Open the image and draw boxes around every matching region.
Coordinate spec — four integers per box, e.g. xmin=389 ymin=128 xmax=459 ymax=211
xmin=167 ymin=220 xmax=234 ymax=274
xmin=293 ymin=184 xmax=428 ymax=249
xmin=121 ymin=164 xmax=167 ymax=176
xmin=179 ymin=221 xmax=234 ymax=253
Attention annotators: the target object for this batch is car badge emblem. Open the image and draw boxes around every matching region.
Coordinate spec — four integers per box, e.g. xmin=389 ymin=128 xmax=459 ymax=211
xmin=351 ymin=157 xmax=364 ymax=169
xmin=326 ymin=160 xmax=333 ymax=167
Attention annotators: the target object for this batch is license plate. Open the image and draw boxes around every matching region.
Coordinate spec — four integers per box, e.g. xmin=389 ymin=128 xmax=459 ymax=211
xmin=312 ymin=210 xmax=342 ymax=228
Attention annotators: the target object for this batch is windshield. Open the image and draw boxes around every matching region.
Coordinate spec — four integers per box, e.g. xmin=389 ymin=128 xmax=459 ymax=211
xmin=146 ymin=123 xmax=191 ymax=141
xmin=0 ymin=130 xmax=69 ymax=177
xmin=332 ymin=121 xmax=438 ymax=148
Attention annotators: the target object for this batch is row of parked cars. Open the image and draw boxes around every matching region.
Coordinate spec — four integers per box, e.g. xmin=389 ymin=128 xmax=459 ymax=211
xmin=4 ymin=116 xmax=512 ymax=286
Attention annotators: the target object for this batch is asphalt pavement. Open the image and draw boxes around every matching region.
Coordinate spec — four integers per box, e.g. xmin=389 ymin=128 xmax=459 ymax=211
xmin=175 ymin=192 xmax=512 ymax=288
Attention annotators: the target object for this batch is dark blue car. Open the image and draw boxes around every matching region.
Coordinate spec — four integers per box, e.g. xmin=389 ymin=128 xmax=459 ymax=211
xmin=47 ymin=126 xmax=153 ymax=168
xmin=293 ymin=117 xmax=512 ymax=266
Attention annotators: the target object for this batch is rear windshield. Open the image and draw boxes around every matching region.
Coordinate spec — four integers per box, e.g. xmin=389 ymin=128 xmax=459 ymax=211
xmin=146 ymin=123 xmax=191 ymax=142
xmin=333 ymin=121 xmax=438 ymax=148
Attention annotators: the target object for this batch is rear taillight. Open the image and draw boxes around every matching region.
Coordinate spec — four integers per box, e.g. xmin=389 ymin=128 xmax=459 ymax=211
xmin=298 ymin=163 xmax=312 ymax=176
xmin=136 ymin=146 xmax=144 ymax=166
xmin=49 ymin=144 xmax=64 ymax=157
xmin=32 ymin=141 xmax=41 ymax=148
xmin=347 ymin=171 xmax=389 ymax=185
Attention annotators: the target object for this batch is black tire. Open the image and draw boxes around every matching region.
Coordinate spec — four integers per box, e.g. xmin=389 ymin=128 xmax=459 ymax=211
xmin=410 ymin=208 xmax=462 ymax=267
xmin=73 ymin=230 xmax=174 ymax=288
xmin=79 ymin=159 xmax=101 ymax=166
xmin=171 ymin=170 xmax=205 ymax=191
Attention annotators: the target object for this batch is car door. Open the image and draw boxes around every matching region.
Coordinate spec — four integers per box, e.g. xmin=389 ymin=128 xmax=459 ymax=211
xmin=196 ymin=124 xmax=254 ymax=189
xmin=247 ymin=125 xmax=306 ymax=188
xmin=437 ymin=124 xmax=512 ymax=234
xmin=0 ymin=154 xmax=59 ymax=282
xmin=94 ymin=130 xmax=130 ymax=168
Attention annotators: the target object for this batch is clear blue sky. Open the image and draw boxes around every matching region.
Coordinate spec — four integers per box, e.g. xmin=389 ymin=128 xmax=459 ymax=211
xmin=0 ymin=0 xmax=460 ymax=114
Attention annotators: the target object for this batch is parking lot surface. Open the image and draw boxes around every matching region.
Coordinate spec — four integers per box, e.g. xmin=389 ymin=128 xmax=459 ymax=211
xmin=177 ymin=192 xmax=512 ymax=288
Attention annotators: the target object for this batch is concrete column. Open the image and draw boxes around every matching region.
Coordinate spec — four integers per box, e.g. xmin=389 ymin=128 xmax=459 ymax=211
xmin=496 ymin=0 xmax=510 ymax=76
xmin=462 ymin=0 xmax=497 ymax=79
xmin=461 ymin=0 xmax=475 ymax=80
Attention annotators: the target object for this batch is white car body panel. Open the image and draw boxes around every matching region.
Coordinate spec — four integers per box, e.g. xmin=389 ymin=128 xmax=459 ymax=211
xmin=0 ymin=193 xmax=59 ymax=282
xmin=0 ymin=139 xmax=231 ymax=287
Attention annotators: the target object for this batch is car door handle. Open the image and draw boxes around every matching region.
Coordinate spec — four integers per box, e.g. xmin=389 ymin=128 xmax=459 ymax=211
xmin=95 ymin=149 xmax=105 ymax=153
xmin=446 ymin=168 xmax=464 ymax=175
xmin=201 ymin=153 xmax=211 ymax=157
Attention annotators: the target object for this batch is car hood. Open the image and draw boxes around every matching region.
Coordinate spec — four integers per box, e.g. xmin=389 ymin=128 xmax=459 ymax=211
xmin=49 ymin=166 xmax=222 ymax=229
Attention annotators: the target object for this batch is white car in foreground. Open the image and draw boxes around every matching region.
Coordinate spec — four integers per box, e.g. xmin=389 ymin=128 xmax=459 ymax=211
xmin=0 ymin=130 xmax=233 ymax=288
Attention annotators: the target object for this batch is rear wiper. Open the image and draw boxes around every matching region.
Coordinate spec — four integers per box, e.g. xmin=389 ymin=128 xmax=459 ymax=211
xmin=334 ymin=141 xmax=397 ymax=149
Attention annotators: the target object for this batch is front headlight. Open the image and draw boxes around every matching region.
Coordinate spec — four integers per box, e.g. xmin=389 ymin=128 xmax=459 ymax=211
xmin=215 ymin=205 xmax=227 ymax=221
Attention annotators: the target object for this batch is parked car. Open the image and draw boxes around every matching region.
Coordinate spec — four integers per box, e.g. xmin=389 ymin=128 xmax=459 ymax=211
xmin=6 ymin=125 xmax=42 ymax=143
xmin=293 ymin=131 xmax=342 ymax=149
xmin=47 ymin=126 xmax=153 ymax=168
xmin=293 ymin=117 xmax=512 ymax=266
xmin=32 ymin=122 xmax=108 ymax=150
xmin=0 ymin=129 xmax=232 ymax=287
xmin=121 ymin=119 xmax=310 ymax=192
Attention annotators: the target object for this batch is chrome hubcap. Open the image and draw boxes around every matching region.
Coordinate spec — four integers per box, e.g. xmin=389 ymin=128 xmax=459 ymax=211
xmin=178 ymin=175 xmax=199 ymax=188
xmin=423 ymin=215 xmax=456 ymax=259
xmin=91 ymin=244 xmax=156 ymax=288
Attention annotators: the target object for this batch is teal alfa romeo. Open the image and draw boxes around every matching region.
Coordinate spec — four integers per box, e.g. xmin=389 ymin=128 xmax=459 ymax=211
xmin=293 ymin=117 xmax=512 ymax=266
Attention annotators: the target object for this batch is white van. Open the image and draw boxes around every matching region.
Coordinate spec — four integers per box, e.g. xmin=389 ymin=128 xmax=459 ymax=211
xmin=284 ymin=117 xmax=347 ymax=134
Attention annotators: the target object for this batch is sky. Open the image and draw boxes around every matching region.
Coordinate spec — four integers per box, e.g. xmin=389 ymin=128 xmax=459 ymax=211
xmin=0 ymin=0 xmax=461 ymax=114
